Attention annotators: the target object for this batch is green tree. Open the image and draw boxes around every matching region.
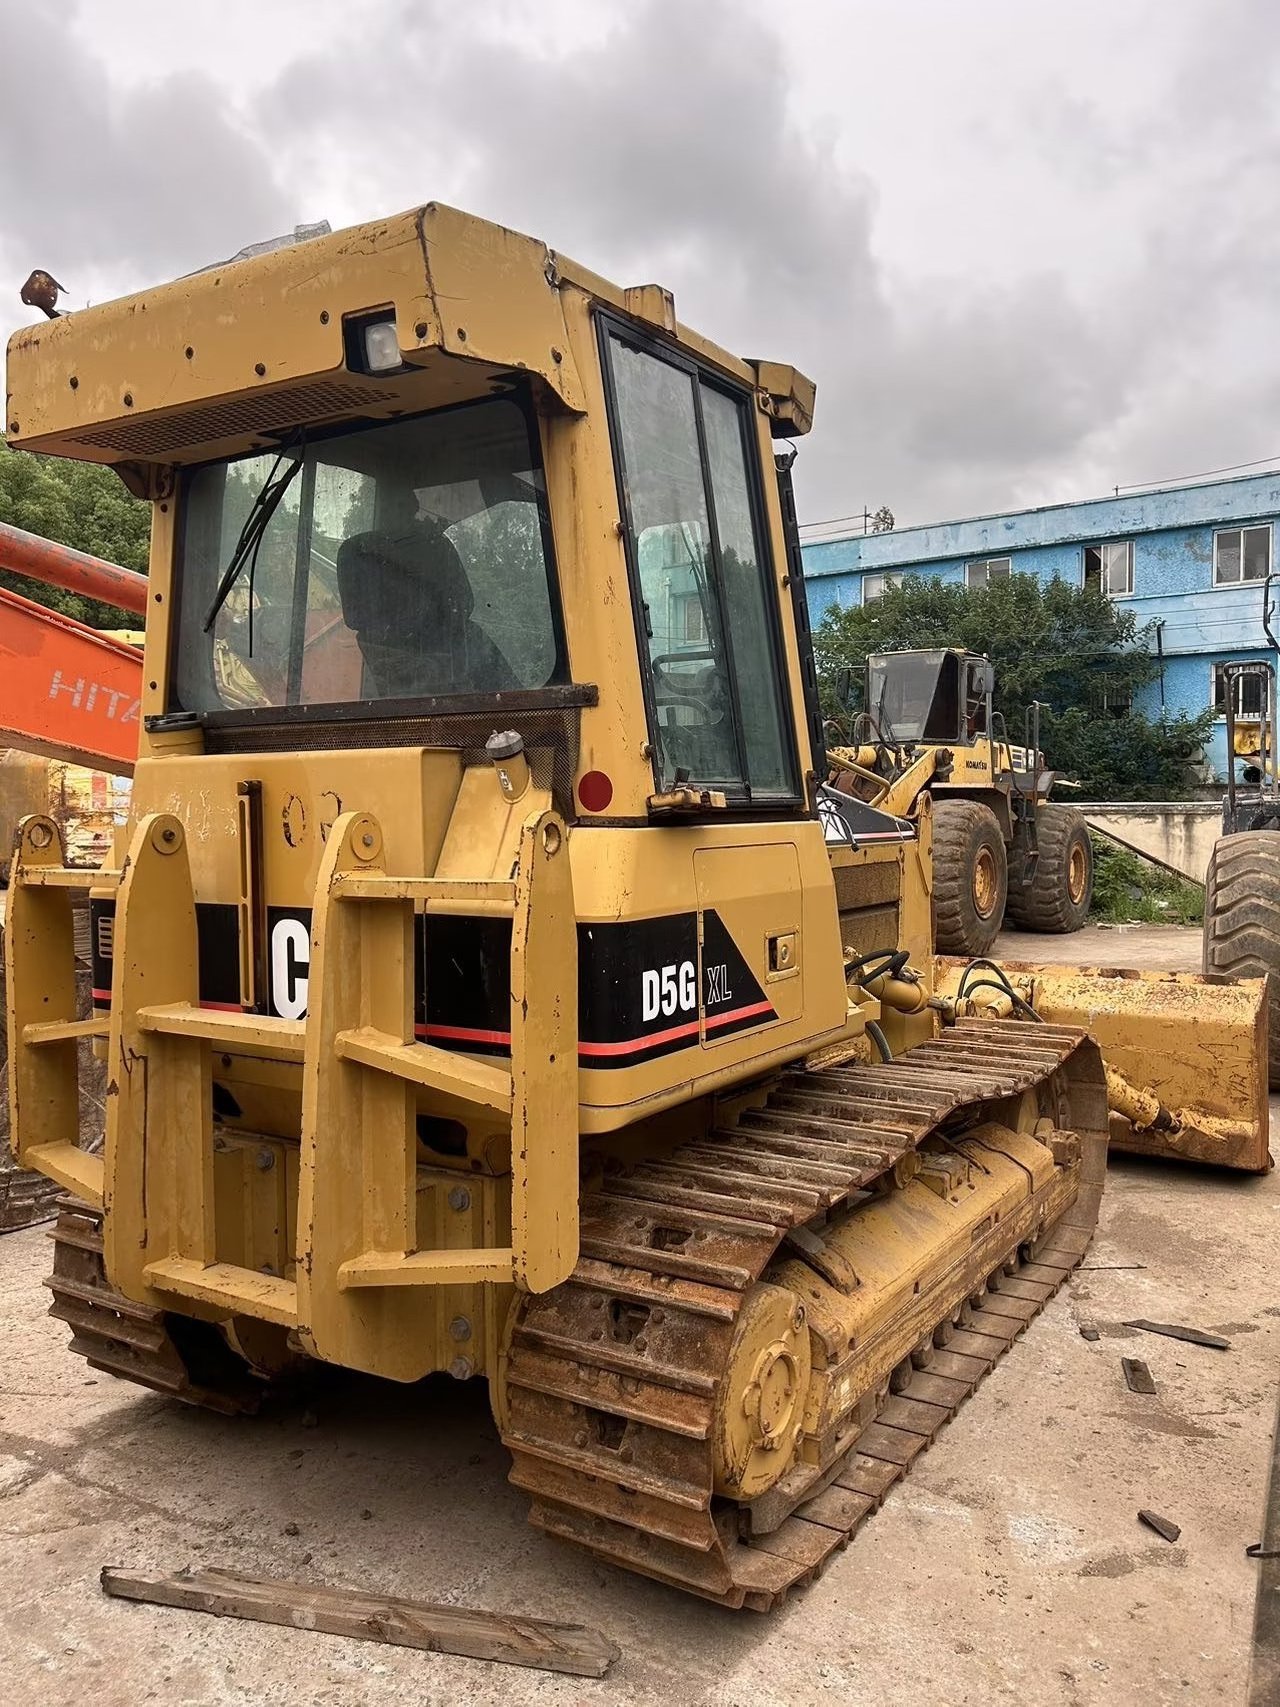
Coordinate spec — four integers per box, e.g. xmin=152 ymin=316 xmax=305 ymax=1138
xmin=0 ymin=439 xmax=149 ymax=626
xmin=813 ymin=572 xmax=1211 ymax=800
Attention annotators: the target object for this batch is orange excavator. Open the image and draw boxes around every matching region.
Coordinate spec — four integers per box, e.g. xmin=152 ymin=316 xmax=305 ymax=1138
xmin=0 ymin=520 xmax=145 ymax=1229
xmin=0 ymin=520 xmax=145 ymax=773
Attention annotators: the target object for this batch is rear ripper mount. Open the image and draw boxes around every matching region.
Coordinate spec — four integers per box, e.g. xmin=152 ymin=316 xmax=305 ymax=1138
xmin=46 ymin=1018 xmax=1105 ymax=1610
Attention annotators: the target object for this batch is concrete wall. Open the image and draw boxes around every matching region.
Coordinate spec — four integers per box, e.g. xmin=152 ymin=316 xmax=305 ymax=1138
xmin=801 ymin=470 xmax=1280 ymax=782
xmin=1079 ymin=802 xmax=1220 ymax=884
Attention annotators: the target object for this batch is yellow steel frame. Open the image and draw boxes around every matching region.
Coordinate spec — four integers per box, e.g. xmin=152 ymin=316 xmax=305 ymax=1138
xmin=6 ymin=803 xmax=577 ymax=1374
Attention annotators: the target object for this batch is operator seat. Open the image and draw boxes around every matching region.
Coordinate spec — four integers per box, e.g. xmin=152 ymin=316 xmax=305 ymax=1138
xmin=336 ymin=520 xmax=517 ymax=699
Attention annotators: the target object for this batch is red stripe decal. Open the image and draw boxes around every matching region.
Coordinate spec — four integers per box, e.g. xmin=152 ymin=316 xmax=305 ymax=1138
xmin=705 ymin=999 xmax=776 ymax=1032
xmin=92 ymin=987 xmax=111 ymax=1003
xmin=578 ymin=1016 xmax=702 ymax=1057
xmin=419 ymin=1003 xmax=776 ymax=1060
xmin=200 ymin=999 xmax=244 ymax=1013
xmin=416 ymin=1022 xmax=513 ymax=1047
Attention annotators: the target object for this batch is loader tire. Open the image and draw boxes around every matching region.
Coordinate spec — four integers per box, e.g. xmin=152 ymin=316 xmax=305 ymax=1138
xmin=1005 ymin=804 xmax=1093 ymax=933
xmin=1203 ymin=831 xmax=1280 ymax=1091
xmin=932 ymin=799 xmax=1008 ymax=956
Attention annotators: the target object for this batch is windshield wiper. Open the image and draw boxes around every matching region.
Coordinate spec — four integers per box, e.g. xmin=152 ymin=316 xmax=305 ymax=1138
xmin=202 ymin=432 xmax=306 ymax=634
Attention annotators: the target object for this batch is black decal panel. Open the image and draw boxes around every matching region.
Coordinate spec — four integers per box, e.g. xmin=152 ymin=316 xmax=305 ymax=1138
xmin=89 ymin=898 xmax=241 ymax=1012
xmin=84 ymin=900 xmax=777 ymax=1066
xmin=198 ymin=903 xmax=241 ymax=1009
xmin=579 ymin=914 xmax=701 ymax=1067
xmin=701 ymin=908 xmax=773 ymax=1043
xmin=89 ymin=897 xmax=114 ymax=1012
xmin=417 ymin=914 xmax=514 ymax=1056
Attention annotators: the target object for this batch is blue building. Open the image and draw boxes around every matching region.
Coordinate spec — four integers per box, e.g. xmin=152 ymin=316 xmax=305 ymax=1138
xmin=800 ymin=471 xmax=1280 ymax=781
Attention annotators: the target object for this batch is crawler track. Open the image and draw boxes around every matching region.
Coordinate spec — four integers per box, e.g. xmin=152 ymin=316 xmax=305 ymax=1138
xmin=503 ymin=1018 xmax=1107 ymax=1608
xmin=46 ymin=1199 xmax=262 ymax=1414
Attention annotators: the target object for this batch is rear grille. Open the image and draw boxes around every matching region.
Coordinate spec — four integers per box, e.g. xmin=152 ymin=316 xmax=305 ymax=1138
xmin=68 ymin=380 xmax=398 ymax=458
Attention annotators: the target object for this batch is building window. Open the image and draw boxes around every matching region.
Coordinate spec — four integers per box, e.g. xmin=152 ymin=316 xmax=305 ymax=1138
xmin=966 ymin=557 xmax=1011 ymax=589
xmin=1212 ymin=663 xmax=1266 ymax=719
xmin=1083 ymin=540 xmax=1134 ymax=597
xmin=1213 ymin=524 xmax=1271 ymax=586
xmin=677 ymin=592 xmax=706 ymax=644
xmin=1098 ymin=682 xmax=1133 ymax=716
xmin=862 ymin=571 xmax=902 ymax=604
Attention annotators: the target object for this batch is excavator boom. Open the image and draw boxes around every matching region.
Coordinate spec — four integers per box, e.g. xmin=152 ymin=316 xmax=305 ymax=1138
xmin=0 ymin=521 xmax=146 ymax=774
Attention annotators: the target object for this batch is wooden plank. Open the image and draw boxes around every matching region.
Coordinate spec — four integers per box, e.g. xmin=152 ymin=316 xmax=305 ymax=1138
xmin=100 ymin=1566 xmax=619 ymax=1678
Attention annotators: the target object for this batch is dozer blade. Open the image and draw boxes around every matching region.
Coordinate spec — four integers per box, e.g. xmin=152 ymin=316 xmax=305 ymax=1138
xmin=937 ymin=958 xmax=1272 ymax=1173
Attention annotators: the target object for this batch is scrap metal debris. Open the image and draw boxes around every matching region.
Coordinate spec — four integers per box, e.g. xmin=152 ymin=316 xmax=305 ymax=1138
xmin=1138 ymin=1510 xmax=1181 ymax=1544
xmin=100 ymin=1566 xmax=619 ymax=1678
xmin=1125 ymin=1319 xmax=1231 ymax=1350
xmin=1122 ymin=1357 xmax=1157 ymax=1395
xmin=1079 ymin=1325 xmax=1101 ymax=1342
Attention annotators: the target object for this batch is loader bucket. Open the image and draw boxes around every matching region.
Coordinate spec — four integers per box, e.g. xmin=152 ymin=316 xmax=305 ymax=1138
xmin=935 ymin=958 xmax=1272 ymax=1173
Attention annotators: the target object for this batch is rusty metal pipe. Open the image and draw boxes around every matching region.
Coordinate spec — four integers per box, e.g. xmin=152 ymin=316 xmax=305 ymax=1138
xmin=0 ymin=520 xmax=148 ymax=617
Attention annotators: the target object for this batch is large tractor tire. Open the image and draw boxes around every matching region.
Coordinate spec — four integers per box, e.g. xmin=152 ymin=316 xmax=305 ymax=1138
xmin=1005 ymin=803 xmax=1093 ymax=933
xmin=932 ymin=799 xmax=1008 ymax=956
xmin=1203 ymin=831 xmax=1280 ymax=1091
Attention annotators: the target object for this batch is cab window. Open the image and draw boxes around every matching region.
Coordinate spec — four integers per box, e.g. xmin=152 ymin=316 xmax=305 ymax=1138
xmin=173 ymin=397 xmax=563 ymax=716
xmin=604 ymin=329 xmax=797 ymax=800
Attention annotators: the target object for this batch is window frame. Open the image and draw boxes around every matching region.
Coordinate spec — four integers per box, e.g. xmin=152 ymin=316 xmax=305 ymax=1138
xmin=1082 ymin=539 xmax=1134 ymax=598
xmin=862 ymin=570 xmax=902 ymax=605
xmin=596 ymin=310 xmax=802 ymax=808
xmin=965 ymin=556 xmax=1011 ymax=589
xmin=1212 ymin=661 xmax=1267 ymax=721
xmin=1213 ymin=523 xmax=1272 ymax=588
xmin=165 ymin=385 xmax=575 ymax=731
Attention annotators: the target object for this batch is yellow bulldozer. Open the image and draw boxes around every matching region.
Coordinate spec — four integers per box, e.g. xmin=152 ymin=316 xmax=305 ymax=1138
xmin=829 ymin=646 xmax=1093 ymax=955
xmin=1 ymin=203 xmax=1266 ymax=1608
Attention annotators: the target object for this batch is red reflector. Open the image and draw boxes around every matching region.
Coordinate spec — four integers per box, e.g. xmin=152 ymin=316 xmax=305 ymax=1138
xmin=577 ymin=769 xmax=613 ymax=813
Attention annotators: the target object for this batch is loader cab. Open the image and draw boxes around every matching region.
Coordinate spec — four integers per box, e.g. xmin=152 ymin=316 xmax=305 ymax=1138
xmin=865 ymin=648 xmax=993 ymax=748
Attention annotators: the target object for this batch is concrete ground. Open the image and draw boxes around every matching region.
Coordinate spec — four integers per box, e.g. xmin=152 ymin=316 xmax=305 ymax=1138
xmin=1 ymin=924 xmax=1274 ymax=1706
xmin=996 ymin=921 xmax=1203 ymax=974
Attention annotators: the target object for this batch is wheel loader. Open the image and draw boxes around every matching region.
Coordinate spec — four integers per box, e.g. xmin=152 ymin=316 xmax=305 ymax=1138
xmin=1202 ymin=654 xmax=1280 ymax=1088
xmin=829 ymin=646 xmax=1093 ymax=955
xmin=0 ymin=203 xmax=1262 ymax=1607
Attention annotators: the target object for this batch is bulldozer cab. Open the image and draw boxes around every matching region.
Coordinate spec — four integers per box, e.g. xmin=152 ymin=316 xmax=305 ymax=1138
xmin=865 ymin=648 xmax=993 ymax=747
xmin=3 ymin=201 xmax=902 ymax=1376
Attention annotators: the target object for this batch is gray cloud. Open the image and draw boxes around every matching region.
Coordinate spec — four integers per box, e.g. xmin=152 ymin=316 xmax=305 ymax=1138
xmin=0 ymin=8 xmax=291 ymax=305
xmin=4 ymin=0 xmax=1280 ymax=533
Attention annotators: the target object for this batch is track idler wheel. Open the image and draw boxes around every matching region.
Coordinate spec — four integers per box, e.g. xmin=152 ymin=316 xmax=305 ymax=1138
xmin=712 ymin=1282 xmax=810 ymax=1499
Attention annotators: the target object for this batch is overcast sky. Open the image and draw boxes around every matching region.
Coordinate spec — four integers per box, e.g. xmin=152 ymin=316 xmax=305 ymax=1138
xmin=3 ymin=1 xmax=1278 ymax=534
